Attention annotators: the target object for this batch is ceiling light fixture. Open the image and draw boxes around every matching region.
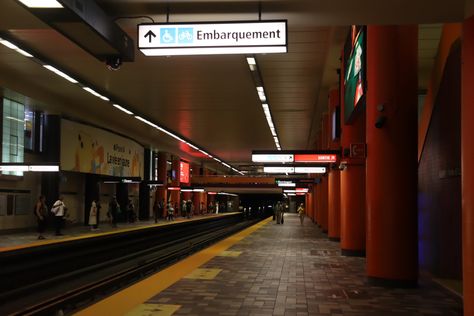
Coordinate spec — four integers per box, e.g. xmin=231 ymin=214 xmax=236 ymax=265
xmin=248 ymin=57 xmax=281 ymax=150
xmin=112 ymin=103 xmax=133 ymax=115
xmin=83 ymin=87 xmax=109 ymax=101
xmin=0 ymin=38 xmax=34 ymax=57
xmin=0 ymin=35 xmax=243 ymax=176
xmin=17 ymin=0 xmax=63 ymax=8
xmin=43 ymin=65 xmax=78 ymax=83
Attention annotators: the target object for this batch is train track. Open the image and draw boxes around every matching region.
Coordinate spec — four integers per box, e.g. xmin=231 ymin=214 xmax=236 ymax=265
xmin=0 ymin=213 xmax=263 ymax=315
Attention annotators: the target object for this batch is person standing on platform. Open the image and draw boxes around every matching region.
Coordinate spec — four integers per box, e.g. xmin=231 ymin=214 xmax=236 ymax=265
xmin=108 ymin=196 xmax=119 ymax=228
xmin=297 ymin=203 xmax=305 ymax=225
xmin=200 ymin=201 xmax=205 ymax=215
xmin=89 ymin=200 xmax=98 ymax=231
xmin=275 ymin=201 xmax=283 ymax=224
xmin=153 ymin=199 xmax=159 ymax=223
xmin=186 ymin=199 xmax=192 ymax=219
xmin=158 ymin=198 xmax=164 ymax=222
xmin=127 ymin=199 xmax=136 ymax=223
xmin=51 ymin=196 xmax=67 ymax=236
xmin=34 ymin=195 xmax=48 ymax=240
xmin=95 ymin=200 xmax=101 ymax=229
xmin=167 ymin=201 xmax=174 ymax=221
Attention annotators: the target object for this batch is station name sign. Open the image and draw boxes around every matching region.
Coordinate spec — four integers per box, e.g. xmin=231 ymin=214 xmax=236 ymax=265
xmin=138 ymin=20 xmax=287 ymax=56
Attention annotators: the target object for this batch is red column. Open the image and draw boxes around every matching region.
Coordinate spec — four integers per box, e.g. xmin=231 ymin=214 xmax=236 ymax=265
xmin=366 ymin=25 xmax=418 ymax=287
xmin=328 ymin=90 xmax=341 ymax=241
xmin=170 ymin=156 xmax=181 ymax=214
xmin=156 ymin=152 xmax=168 ymax=217
xmin=462 ymin=15 xmax=474 ymax=315
xmin=340 ymin=57 xmax=366 ymax=256
xmin=319 ymin=114 xmax=329 ymax=233
xmin=191 ymin=164 xmax=201 ymax=214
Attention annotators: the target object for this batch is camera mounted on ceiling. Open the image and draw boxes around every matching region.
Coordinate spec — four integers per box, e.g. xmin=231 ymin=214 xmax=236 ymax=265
xmin=106 ymin=56 xmax=122 ymax=71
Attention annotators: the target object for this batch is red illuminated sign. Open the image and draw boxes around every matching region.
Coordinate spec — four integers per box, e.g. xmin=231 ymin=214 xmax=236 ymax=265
xmin=294 ymin=154 xmax=337 ymax=163
xmin=180 ymin=161 xmax=190 ymax=183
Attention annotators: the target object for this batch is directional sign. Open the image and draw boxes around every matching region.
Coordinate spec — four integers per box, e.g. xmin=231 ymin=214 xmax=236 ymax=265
xmin=138 ymin=20 xmax=287 ymax=56
xmin=294 ymin=154 xmax=337 ymax=163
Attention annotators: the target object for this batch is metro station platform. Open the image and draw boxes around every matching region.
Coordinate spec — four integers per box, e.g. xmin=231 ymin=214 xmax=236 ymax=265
xmin=76 ymin=214 xmax=462 ymax=316
xmin=0 ymin=213 xmax=230 ymax=252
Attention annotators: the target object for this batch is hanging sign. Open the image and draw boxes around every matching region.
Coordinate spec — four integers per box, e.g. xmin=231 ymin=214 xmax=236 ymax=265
xmin=138 ymin=20 xmax=287 ymax=56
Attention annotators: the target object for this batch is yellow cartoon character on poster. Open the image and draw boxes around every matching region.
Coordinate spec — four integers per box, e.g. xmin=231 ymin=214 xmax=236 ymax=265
xmin=74 ymin=131 xmax=105 ymax=174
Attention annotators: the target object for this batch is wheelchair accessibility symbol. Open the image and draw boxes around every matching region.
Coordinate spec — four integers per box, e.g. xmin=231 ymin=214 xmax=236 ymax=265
xmin=160 ymin=28 xmax=176 ymax=44
xmin=178 ymin=28 xmax=193 ymax=44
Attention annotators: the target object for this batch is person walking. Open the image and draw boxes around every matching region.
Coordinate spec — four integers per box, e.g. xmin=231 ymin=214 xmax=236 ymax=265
xmin=34 ymin=195 xmax=48 ymax=239
xmin=89 ymin=200 xmax=98 ymax=230
xmin=297 ymin=203 xmax=305 ymax=225
xmin=51 ymin=196 xmax=67 ymax=236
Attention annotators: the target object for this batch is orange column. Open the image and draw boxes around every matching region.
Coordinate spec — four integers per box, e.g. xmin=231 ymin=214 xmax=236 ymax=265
xmin=328 ymin=89 xmax=341 ymax=241
xmin=306 ymin=187 xmax=312 ymax=220
xmin=156 ymin=152 xmax=168 ymax=217
xmin=366 ymin=25 xmax=418 ymax=287
xmin=312 ymin=185 xmax=317 ymax=222
xmin=340 ymin=56 xmax=366 ymax=256
xmin=462 ymin=15 xmax=474 ymax=315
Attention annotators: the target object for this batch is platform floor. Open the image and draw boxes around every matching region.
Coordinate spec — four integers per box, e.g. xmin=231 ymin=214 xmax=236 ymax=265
xmin=77 ymin=213 xmax=462 ymax=316
xmin=0 ymin=213 xmax=226 ymax=251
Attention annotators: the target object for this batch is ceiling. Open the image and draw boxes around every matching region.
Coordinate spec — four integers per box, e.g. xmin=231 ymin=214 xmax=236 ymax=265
xmin=0 ymin=0 xmax=468 ymax=173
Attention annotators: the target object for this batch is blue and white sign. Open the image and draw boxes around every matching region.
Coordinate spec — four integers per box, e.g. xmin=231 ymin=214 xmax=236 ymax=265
xmin=138 ymin=20 xmax=287 ymax=56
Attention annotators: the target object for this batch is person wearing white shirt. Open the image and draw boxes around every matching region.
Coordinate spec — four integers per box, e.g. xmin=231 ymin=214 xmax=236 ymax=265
xmin=51 ymin=196 xmax=67 ymax=236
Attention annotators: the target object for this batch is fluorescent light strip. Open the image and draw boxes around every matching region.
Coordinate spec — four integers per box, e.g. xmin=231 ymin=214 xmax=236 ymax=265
xmin=112 ymin=103 xmax=133 ymax=115
xmin=134 ymin=115 xmax=158 ymax=128
xmin=16 ymin=48 xmax=33 ymax=57
xmin=44 ymin=65 xmax=78 ymax=83
xmin=140 ymin=46 xmax=287 ymax=56
xmin=83 ymin=87 xmax=109 ymax=101
xmin=18 ymin=0 xmax=63 ymax=8
xmin=0 ymin=38 xmax=34 ymax=58
xmin=28 ymin=165 xmax=59 ymax=172
xmin=0 ymin=39 xmax=18 ymax=49
xmin=0 ymin=164 xmax=59 ymax=172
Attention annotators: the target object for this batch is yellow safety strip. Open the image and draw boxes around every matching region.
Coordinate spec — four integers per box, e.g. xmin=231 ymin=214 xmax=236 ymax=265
xmin=75 ymin=217 xmax=272 ymax=316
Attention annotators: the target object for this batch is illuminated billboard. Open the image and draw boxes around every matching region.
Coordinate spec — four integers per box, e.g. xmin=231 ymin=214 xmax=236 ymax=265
xmin=180 ymin=161 xmax=190 ymax=183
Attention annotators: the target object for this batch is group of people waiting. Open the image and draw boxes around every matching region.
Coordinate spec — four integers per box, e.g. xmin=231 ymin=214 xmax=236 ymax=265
xmin=34 ymin=195 xmax=68 ymax=239
xmin=33 ymin=195 xmax=137 ymax=240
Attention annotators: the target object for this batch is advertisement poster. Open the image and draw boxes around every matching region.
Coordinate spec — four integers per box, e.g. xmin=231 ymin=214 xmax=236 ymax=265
xmin=60 ymin=119 xmax=144 ymax=178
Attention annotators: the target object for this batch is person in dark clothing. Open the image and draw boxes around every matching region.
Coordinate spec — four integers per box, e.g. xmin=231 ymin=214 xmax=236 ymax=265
xmin=108 ymin=196 xmax=119 ymax=227
xmin=127 ymin=199 xmax=136 ymax=223
xmin=186 ymin=200 xmax=192 ymax=219
xmin=34 ymin=195 xmax=48 ymax=240
xmin=153 ymin=200 xmax=159 ymax=223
